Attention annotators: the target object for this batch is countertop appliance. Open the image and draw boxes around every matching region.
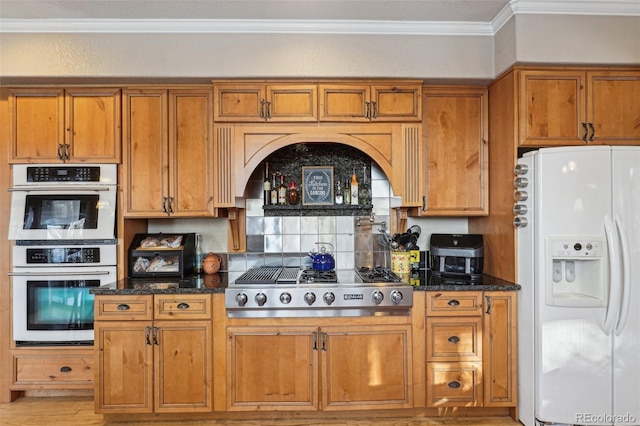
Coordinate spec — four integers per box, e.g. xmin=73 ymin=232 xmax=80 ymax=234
xmin=225 ymin=267 xmax=412 ymax=318
xmin=429 ymin=233 xmax=483 ymax=280
xmin=515 ymin=146 xmax=640 ymax=426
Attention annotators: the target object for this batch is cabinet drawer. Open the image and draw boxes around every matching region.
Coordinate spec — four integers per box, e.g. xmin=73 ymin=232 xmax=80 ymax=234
xmin=426 ymin=292 xmax=483 ymax=316
xmin=13 ymin=353 xmax=93 ymax=388
xmin=426 ymin=362 xmax=483 ymax=407
xmin=95 ymin=295 xmax=153 ymax=321
xmin=426 ymin=317 xmax=482 ymax=361
xmin=154 ymin=294 xmax=212 ymax=320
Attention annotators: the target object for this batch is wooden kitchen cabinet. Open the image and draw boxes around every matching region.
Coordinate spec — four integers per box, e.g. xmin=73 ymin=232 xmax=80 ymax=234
xmin=319 ymin=82 xmax=422 ymax=122
xmin=213 ymin=82 xmax=317 ymax=122
xmin=226 ymin=323 xmax=412 ymax=411
xmin=482 ymin=291 xmax=517 ymax=407
xmin=421 ymin=86 xmax=488 ymax=216
xmin=94 ymin=294 xmax=213 ymax=414
xmin=122 ymin=88 xmax=215 ymax=217
xmin=519 ymin=69 xmax=640 ymax=146
xmin=11 ymin=348 xmax=94 ymax=390
xmin=9 ymin=87 xmax=121 ymax=163
xmin=425 ymin=291 xmax=517 ymax=409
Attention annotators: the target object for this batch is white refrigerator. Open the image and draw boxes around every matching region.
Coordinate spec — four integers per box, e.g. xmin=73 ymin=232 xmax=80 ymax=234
xmin=515 ymin=146 xmax=640 ymax=426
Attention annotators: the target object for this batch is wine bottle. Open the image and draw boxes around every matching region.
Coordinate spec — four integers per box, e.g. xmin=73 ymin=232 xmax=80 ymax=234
xmin=263 ymin=162 xmax=271 ymax=206
xmin=350 ymin=168 xmax=359 ymax=205
xmin=335 ymin=180 xmax=343 ymax=205
xmin=270 ymin=173 xmax=278 ymax=205
xmin=278 ymin=174 xmax=287 ymax=205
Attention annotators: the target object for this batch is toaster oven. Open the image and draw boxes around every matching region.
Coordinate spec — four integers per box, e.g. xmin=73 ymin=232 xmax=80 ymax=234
xmin=430 ymin=234 xmax=484 ymax=280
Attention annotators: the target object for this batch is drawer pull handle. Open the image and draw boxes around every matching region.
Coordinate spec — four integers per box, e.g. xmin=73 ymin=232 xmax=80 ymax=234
xmin=177 ymin=303 xmax=190 ymax=310
xmin=116 ymin=304 xmax=130 ymax=311
xmin=448 ymin=381 xmax=461 ymax=389
xmin=447 ymin=299 xmax=460 ymax=306
xmin=448 ymin=335 xmax=460 ymax=344
xmin=60 ymin=366 xmax=72 ymax=373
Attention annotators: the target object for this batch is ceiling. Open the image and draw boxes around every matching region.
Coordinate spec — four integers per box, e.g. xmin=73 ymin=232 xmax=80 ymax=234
xmin=0 ymin=0 xmax=638 ymax=35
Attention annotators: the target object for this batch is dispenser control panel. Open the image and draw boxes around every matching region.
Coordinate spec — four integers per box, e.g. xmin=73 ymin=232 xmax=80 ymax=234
xmin=550 ymin=240 xmax=603 ymax=258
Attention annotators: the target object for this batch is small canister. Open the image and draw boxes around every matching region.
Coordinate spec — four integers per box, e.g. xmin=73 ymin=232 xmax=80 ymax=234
xmin=391 ymin=251 xmax=411 ymax=274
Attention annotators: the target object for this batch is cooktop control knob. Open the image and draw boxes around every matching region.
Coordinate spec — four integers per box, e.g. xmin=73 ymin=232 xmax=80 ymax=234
xmin=255 ymin=293 xmax=267 ymax=306
xmin=391 ymin=290 xmax=404 ymax=304
xmin=372 ymin=290 xmax=384 ymax=305
xmin=235 ymin=293 xmax=248 ymax=306
xmin=280 ymin=292 xmax=292 ymax=304
xmin=323 ymin=291 xmax=335 ymax=305
xmin=304 ymin=292 xmax=316 ymax=305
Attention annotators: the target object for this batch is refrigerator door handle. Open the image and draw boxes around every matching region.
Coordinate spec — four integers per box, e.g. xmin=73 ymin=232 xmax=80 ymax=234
xmin=603 ymin=215 xmax=621 ymax=336
xmin=614 ymin=215 xmax=631 ymax=336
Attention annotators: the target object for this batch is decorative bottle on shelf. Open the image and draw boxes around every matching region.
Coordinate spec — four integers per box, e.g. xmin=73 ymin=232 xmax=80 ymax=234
xmin=344 ymin=182 xmax=351 ymax=205
xmin=287 ymin=181 xmax=299 ymax=205
xmin=350 ymin=168 xmax=359 ymax=205
xmin=194 ymin=233 xmax=203 ymax=275
xmin=277 ymin=175 xmax=287 ymax=205
xmin=263 ymin=162 xmax=271 ymax=206
xmin=335 ymin=180 xmax=343 ymax=205
xmin=270 ymin=172 xmax=278 ymax=205
xmin=359 ymin=165 xmax=371 ymax=205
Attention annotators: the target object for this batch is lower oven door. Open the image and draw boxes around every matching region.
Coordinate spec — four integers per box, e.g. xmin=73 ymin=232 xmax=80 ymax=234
xmin=10 ymin=266 xmax=117 ymax=345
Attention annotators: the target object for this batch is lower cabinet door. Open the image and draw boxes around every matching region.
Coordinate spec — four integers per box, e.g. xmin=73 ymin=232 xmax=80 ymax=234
xmin=321 ymin=325 xmax=413 ymax=411
xmin=426 ymin=362 xmax=483 ymax=407
xmin=94 ymin=321 xmax=153 ymax=413
xmin=154 ymin=320 xmax=213 ymax=412
xmin=226 ymin=326 xmax=319 ymax=411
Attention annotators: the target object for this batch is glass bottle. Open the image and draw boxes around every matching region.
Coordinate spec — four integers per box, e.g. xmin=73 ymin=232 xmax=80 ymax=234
xmin=344 ymin=182 xmax=351 ymax=205
xmin=287 ymin=181 xmax=299 ymax=205
xmin=263 ymin=162 xmax=271 ymax=206
xmin=194 ymin=233 xmax=203 ymax=275
xmin=278 ymin=174 xmax=287 ymax=205
xmin=350 ymin=168 xmax=359 ymax=205
xmin=270 ymin=172 xmax=278 ymax=205
xmin=335 ymin=180 xmax=343 ymax=205
xmin=359 ymin=165 xmax=371 ymax=205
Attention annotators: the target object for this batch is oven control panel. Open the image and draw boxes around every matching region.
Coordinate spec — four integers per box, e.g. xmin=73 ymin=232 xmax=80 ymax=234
xmin=26 ymin=247 xmax=101 ymax=264
xmin=26 ymin=166 xmax=101 ymax=182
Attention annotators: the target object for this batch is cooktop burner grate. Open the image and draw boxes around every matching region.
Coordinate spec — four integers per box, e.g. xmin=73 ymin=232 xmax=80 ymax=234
xmin=356 ymin=266 xmax=402 ymax=283
xmin=298 ymin=268 xmax=338 ymax=284
xmin=234 ymin=267 xmax=301 ymax=285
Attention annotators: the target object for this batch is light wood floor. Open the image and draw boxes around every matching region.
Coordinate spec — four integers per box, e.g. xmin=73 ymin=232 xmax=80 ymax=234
xmin=0 ymin=396 xmax=524 ymax=426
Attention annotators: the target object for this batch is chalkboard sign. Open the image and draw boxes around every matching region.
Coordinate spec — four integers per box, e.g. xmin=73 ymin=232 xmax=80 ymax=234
xmin=302 ymin=166 xmax=334 ymax=205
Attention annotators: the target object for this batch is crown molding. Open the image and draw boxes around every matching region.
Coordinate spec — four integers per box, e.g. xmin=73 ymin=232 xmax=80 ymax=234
xmin=0 ymin=1 xmax=638 ymax=35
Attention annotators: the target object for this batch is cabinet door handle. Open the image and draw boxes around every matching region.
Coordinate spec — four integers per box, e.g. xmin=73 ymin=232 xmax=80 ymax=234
xmin=145 ymin=326 xmax=152 ymax=345
xmin=60 ymin=366 xmax=72 ymax=373
xmin=447 ymin=299 xmax=460 ymax=306
xmin=116 ymin=303 xmax=130 ymax=311
xmin=582 ymin=122 xmax=588 ymax=143
xmin=177 ymin=302 xmax=190 ymax=310
xmin=153 ymin=326 xmax=159 ymax=345
xmin=312 ymin=331 xmax=318 ymax=350
xmin=57 ymin=144 xmax=65 ymax=160
xmin=162 ymin=196 xmax=168 ymax=213
xmin=365 ymin=102 xmax=371 ymax=119
xmin=448 ymin=381 xmax=461 ymax=389
xmin=321 ymin=332 xmax=327 ymax=351
xmin=63 ymin=144 xmax=70 ymax=161
xmin=266 ymin=101 xmax=272 ymax=119
xmin=168 ymin=197 xmax=174 ymax=214
xmin=485 ymin=295 xmax=492 ymax=314
xmin=422 ymin=196 xmax=426 ymax=212
xmin=370 ymin=101 xmax=377 ymax=119
xmin=448 ymin=335 xmax=460 ymax=344
xmin=588 ymin=122 xmax=595 ymax=142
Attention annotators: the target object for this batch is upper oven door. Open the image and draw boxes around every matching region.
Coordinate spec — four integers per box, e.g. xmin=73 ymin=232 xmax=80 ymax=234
xmin=8 ymin=185 xmax=116 ymax=241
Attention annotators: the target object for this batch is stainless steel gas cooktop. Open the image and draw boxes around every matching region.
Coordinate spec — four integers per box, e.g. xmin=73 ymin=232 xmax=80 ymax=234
xmin=225 ymin=267 xmax=413 ymax=318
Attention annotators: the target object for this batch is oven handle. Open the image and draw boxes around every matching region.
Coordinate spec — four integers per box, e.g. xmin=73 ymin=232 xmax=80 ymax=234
xmin=9 ymin=270 xmax=112 ymax=277
xmin=8 ymin=186 xmax=111 ymax=192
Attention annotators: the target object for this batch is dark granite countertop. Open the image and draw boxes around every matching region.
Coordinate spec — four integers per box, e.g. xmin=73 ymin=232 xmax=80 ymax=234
xmin=90 ymin=273 xmax=228 ymax=295
xmin=91 ymin=270 xmax=519 ymax=295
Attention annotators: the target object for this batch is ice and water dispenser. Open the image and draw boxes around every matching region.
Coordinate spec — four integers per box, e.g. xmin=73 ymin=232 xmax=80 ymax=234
xmin=545 ymin=236 xmax=606 ymax=307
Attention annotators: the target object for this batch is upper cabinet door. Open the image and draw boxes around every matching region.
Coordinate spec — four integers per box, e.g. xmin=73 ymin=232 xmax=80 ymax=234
xmin=518 ymin=70 xmax=587 ymax=146
xmin=123 ymin=89 xmax=169 ymax=217
xmin=65 ymin=88 xmax=121 ymax=162
xmin=422 ymin=87 xmax=488 ymax=216
xmin=319 ymin=82 xmax=422 ymax=122
xmin=10 ymin=88 xmax=65 ymax=162
xmin=213 ymin=83 xmax=317 ymax=122
xmin=371 ymin=84 xmax=422 ymax=122
xmin=9 ymin=87 xmax=121 ymax=163
xmin=587 ymin=71 xmax=640 ymax=145
xmin=318 ymin=84 xmax=371 ymax=122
